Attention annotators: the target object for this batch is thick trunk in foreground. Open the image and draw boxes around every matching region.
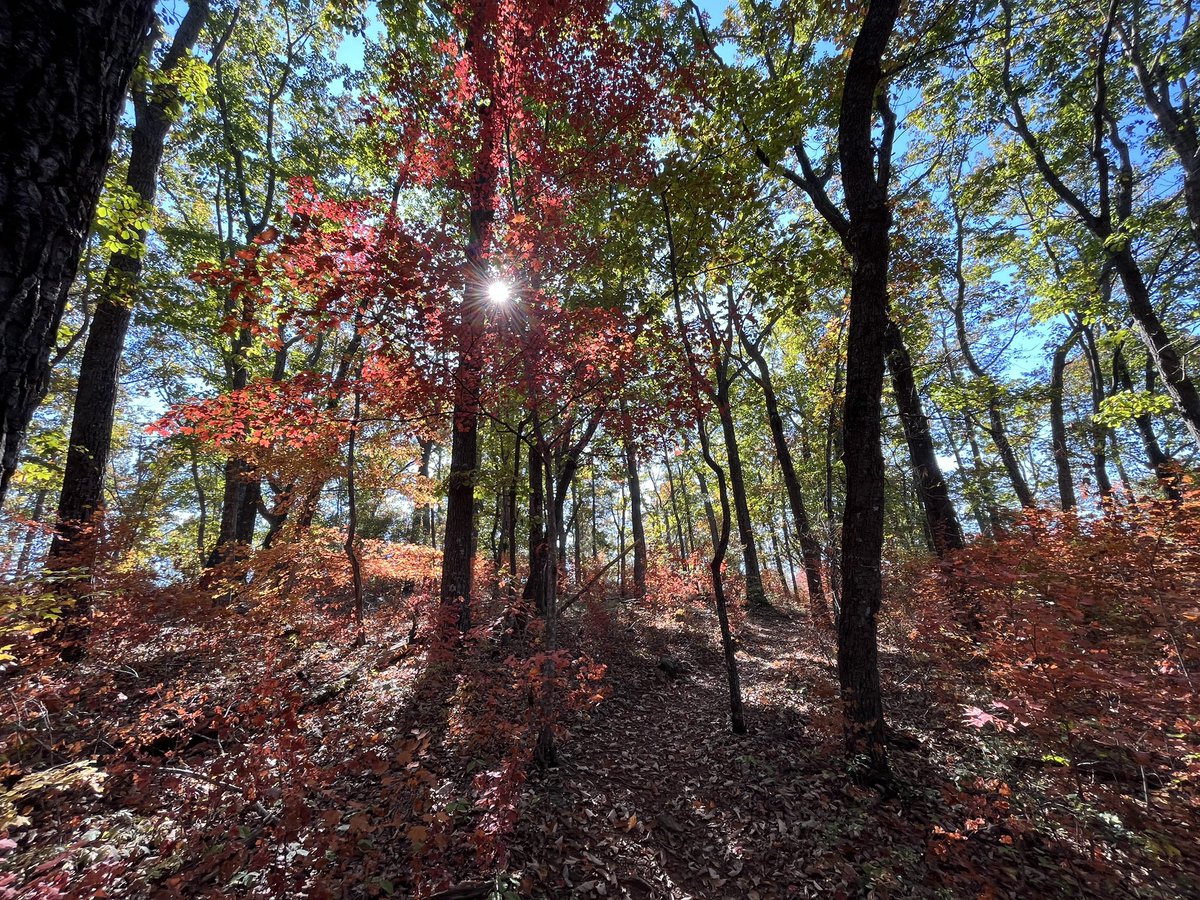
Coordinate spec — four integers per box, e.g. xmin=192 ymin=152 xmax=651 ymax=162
xmin=50 ymin=0 xmax=210 ymax=568
xmin=883 ymin=321 xmax=963 ymax=555
xmin=835 ymin=0 xmax=899 ymax=782
xmin=0 ymin=0 xmax=155 ymax=505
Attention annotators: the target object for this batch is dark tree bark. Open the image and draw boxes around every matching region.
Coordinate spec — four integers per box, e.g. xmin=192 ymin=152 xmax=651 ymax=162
xmin=49 ymin=1 xmax=212 ymax=569
xmin=346 ymin=373 xmax=364 ymax=631
xmin=736 ymin=318 xmax=829 ymax=612
xmin=532 ymin=441 xmax=560 ymax=767
xmin=664 ymin=452 xmax=688 ymax=557
xmin=571 ymin=475 xmax=581 ymax=583
xmin=883 ymin=321 xmax=964 ymax=555
xmin=523 ymin=436 xmax=547 ymax=614
xmin=0 ymin=0 xmax=156 ymax=505
xmin=589 ymin=459 xmax=598 ymax=563
xmin=504 ymin=427 xmax=521 ymax=576
xmin=440 ymin=345 xmax=482 ymax=632
xmin=1050 ymin=325 xmax=1084 ymax=510
xmin=832 ymin=0 xmax=901 ymax=781
xmin=704 ymin=291 xmax=767 ymax=612
xmin=621 ymin=404 xmax=648 ymax=598
xmin=695 ymin=414 xmax=747 ymax=735
xmin=438 ymin=4 xmax=507 ymax=633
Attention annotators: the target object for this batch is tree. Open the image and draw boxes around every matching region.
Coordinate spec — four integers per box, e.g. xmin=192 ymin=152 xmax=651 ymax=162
xmin=0 ymin=0 xmax=156 ymax=505
xmin=735 ymin=311 xmax=828 ymax=616
xmin=49 ymin=0 xmax=217 ymax=570
xmin=884 ymin=320 xmax=964 ymax=554
xmin=378 ymin=0 xmax=666 ymax=632
xmin=998 ymin=0 xmax=1200 ymax=452
xmin=832 ymin=0 xmax=902 ymax=781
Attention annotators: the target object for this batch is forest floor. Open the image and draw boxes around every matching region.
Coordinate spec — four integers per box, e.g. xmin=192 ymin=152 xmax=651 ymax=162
xmin=504 ymin=602 xmax=1179 ymax=900
xmin=2 ymin=562 xmax=1198 ymax=899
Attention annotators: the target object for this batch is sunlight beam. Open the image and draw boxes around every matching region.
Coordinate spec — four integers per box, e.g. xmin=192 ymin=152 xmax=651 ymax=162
xmin=487 ymin=281 xmax=511 ymax=304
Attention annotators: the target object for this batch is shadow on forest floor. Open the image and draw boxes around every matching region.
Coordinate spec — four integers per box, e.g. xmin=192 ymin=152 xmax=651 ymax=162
xmin=2 ymin=580 xmax=1197 ymax=899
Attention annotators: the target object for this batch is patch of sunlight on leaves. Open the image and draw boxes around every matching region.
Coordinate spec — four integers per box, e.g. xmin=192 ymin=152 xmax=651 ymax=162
xmin=1 ymin=760 xmax=108 ymax=829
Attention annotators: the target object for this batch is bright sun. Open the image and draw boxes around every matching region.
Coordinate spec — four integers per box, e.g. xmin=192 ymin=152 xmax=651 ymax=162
xmin=487 ymin=281 xmax=511 ymax=304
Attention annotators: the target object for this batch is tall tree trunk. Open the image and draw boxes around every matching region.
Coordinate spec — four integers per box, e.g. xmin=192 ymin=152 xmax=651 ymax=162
xmin=824 ymin=348 xmax=844 ymax=611
xmin=737 ymin=322 xmax=828 ymax=611
xmin=714 ymin=362 xmax=769 ymax=611
xmin=621 ymin=409 xmax=648 ymax=598
xmin=616 ymin=480 xmax=627 ymax=596
xmin=533 ymin=444 xmax=560 ymax=766
xmin=0 ymin=0 xmax=155 ymax=506
xmin=571 ymin=475 xmax=581 ymax=583
xmin=48 ymin=0 xmax=211 ymax=567
xmin=662 ymin=190 xmax=745 ymax=734
xmin=1050 ymin=326 xmax=1084 ymax=510
xmin=346 ymin=375 xmax=364 ymax=631
xmin=438 ymin=5 xmax=500 ymax=634
xmin=439 ymin=320 xmax=483 ymax=631
xmin=664 ymin=452 xmax=688 ymax=557
xmin=883 ymin=321 xmax=964 ymax=554
xmin=1079 ymin=322 xmax=1114 ymax=498
xmin=834 ymin=0 xmax=900 ymax=782
xmin=409 ymin=437 xmax=436 ymax=543
xmin=506 ymin=428 xmax=520 ymax=576
xmin=523 ymin=437 xmax=547 ymax=614
xmin=696 ymin=415 xmax=747 ymax=734
xmin=589 ymin=460 xmax=598 ymax=563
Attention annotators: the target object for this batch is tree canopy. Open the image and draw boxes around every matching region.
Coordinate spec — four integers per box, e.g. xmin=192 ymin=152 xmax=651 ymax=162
xmin=1 ymin=0 xmax=1199 ymax=896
